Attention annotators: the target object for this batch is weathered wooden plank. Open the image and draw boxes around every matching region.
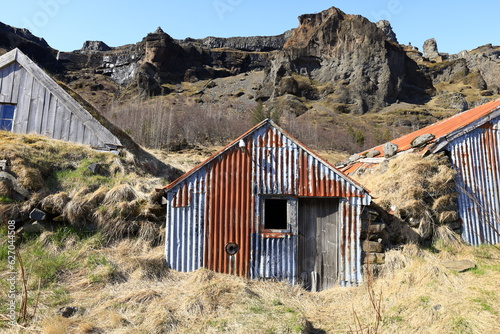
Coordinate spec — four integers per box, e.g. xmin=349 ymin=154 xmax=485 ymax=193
xmin=0 ymin=66 xmax=4 ymax=100
xmin=39 ymin=88 xmax=51 ymax=133
xmin=27 ymin=80 xmax=44 ymax=133
xmin=83 ymin=125 xmax=93 ymax=145
xmin=53 ymin=102 xmax=65 ymax=139
xmin=60 ymin=106 xmax=71 ymax=141
xmin=11 ymin=63 xmax=24 ymax=104
xmin=13 ymin=68 xmax=34 ymax=133
xmin=68 ymin=112 xmax=78 ymax=143
xmin=32 ymin=83 xmax=47 ymax=134
xmin=358 ymin=157 xmax=388 ymax=164
xmin=0 ymin=49 xmax=16 ymax=68
xmin=42 ymin=94 xmax=56 ymax=136
xmin=76 ymin=121 xmax=85 ymax=144
xmin=0 ymin=63 xmax=15 ymax=103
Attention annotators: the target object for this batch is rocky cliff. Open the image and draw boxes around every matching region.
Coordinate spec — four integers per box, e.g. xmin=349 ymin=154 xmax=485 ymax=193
xmin=187 ymin=30 xmax=294 ymax=52
xmin=0 ymin=21 xmax=59 ymax=71
xmin=259 ymin=7 xmax=432 ymax=113
xmin=1 ymin=6 xmax=499 ymax=136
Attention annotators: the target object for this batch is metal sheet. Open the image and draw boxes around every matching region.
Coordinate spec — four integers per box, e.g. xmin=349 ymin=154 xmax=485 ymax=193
xmin=250 ymin=233 xmax=297 ymax=284
xmin=165 ymin=171 xmax=206 ymax=272
xmin=339 ymin=198 xmax=363 ymax=286
xmin=164 ymin=120 xmax=371 ymax=288
xmin=449 ymin=117 xmax=500 ymax=246
xmin=252 ymin=126 xmax=368 ymax=200
xmin=205 ymin=144 xmax=253 ymax=277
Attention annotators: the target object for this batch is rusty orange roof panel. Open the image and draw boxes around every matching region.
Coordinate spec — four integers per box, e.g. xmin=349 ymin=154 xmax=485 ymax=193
xmin=362 ymin=98 xmax=500 ymax=158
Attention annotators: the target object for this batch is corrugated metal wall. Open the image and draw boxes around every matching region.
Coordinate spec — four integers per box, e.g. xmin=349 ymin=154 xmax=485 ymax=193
xmin=0 ymin=49 xmax=121 ymax=149
xmin=165 ymin=121 xmax=371 ymax=287
xmin=250 ymin=234 xmax=297 ymax=283
xmin=165 ymin=171 xmax=206 ymax=272
xmin=448 ymin=117 xmax=500 ymax=246
xmin=205 ymin=144 xmax=253 ymax=277
xmin=339 ymin=198 xmax=364 ymax=286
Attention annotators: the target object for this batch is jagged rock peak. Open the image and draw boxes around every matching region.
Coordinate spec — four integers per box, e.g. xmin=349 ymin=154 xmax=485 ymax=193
xmin=81 ymin=40 xmax=111 ymax=52
xmin=154 ymin=26 xmax=165 ymax=34
xmin=298 ymin=6 xmax=345 ymax=26
xmin=376 ymin=20 xmax=398 ymax=43
xmin=143 ymin=26 xmax=174 ymax=43
xmin=284 ymin=7 xmax=346 ymax=49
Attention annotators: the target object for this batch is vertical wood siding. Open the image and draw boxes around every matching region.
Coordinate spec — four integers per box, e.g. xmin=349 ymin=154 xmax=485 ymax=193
xmin=0 ymin=49 xmax=121 ymax=149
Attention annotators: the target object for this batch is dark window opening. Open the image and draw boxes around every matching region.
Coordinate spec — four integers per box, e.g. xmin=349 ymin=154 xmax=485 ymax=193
xmin=264 ymin=199 xmax=288 ymax=230
xmin=0 ymin=104 xmax=15 ymax=131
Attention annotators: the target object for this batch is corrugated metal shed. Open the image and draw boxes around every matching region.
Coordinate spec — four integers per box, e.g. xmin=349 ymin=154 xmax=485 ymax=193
xmin=164 ymin=120 xmax=371 ymax=290
xmin=0 ymin=48 xmax=121 ymax=149
xmin=341 ymin=99 xmax=500 ymax=246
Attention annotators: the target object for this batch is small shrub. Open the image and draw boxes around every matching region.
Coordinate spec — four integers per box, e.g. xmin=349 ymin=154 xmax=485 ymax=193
xmin=451 ymin=316 xmax=472 ymax=334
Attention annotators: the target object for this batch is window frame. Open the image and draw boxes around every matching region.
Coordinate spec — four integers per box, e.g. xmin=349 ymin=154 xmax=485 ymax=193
xmin=0 ymin=104 xmax=16 ymax=132
xmin=260 ymin=196 xmax=295 ymax=235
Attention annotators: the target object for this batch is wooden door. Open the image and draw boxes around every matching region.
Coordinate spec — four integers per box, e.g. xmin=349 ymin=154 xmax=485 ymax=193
xmin=298 ymin=198 xmax=340 ymax=291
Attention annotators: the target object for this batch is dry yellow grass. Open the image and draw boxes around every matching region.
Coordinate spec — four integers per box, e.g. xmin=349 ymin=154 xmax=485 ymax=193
xmin=354 ymin=152 xmax=458 ymax=241
xmin=1 ymin=131 xmax=498 ymax=334
xmin=2 ymin=234 xmax=498 ymax=334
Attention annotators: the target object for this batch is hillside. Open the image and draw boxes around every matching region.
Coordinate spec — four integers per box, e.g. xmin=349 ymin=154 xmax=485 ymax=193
xmin=1 ymin=6 xmax=500 ymax=332
xmin=1 ymin=7 xmax=499 ymax=154
xmin=0 ymin=132 xmax=499 ymax=333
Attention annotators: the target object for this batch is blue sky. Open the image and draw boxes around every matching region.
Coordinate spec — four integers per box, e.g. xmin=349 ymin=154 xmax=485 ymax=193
xmin=1 ymin=0 xmax=498 ymax=54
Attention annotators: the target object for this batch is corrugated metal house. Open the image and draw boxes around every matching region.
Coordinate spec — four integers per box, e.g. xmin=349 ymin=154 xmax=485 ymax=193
xmin=0 ymin=48 xmax=121 ymax=150
xmin=164 ymin=119 xmax=371 ymax=290
xmin=341 ymin=99 xmax=500 ymax=246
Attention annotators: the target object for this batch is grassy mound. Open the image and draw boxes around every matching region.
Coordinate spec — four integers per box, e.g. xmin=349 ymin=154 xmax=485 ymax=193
xmin=0 ymin=131 xmax=167 ymax=243
xmin=354 ymin=152 xmax=460 ymax=243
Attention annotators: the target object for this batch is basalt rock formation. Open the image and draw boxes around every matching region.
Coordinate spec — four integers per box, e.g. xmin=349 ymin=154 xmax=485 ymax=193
xmin=189 ymin=30 xmax=294 ymax=52
xmin=260 ymin=7 xmax=432 ymax=113
xmin=1 ymin=6 xmax=499 ymax=116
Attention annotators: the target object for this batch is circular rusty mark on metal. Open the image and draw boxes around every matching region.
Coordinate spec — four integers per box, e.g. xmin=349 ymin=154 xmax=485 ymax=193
xmin=225 ymin=242 xmax=239 ymax=255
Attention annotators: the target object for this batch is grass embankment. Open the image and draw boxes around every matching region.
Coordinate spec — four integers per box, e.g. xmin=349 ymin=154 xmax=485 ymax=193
xmin=0 ymin=131 xmax=499 ymax=333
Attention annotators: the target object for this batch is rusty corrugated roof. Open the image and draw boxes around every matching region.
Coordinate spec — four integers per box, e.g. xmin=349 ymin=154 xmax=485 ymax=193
xmin=164 ymin=119 xmax=368 ymax=193
xmin=341 ymin=99 xmax=500 ymax=174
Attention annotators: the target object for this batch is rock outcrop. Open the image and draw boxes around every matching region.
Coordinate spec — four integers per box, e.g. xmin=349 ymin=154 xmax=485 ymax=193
xmin=425 ymin=45 xmax=500 ymax=94
xmin=376 ymin=20 xmax=398 ymax=43
xmin=423 ymin=38 xmax=439 ymax=59
xmin=261 ymin=7 xmax=431 ymax=113
xmin=0 ymin=22 xmax=59 ymax=72
xmin=80 ymin=40 xmax=111 ymax=52
xmin=190 ymin=30 xmax=294 ymax=52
